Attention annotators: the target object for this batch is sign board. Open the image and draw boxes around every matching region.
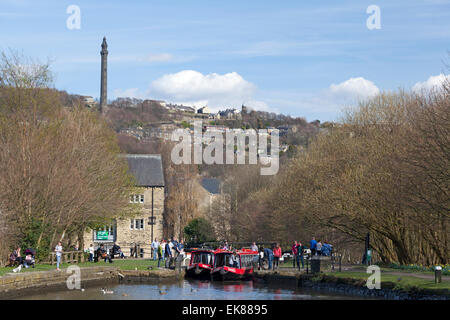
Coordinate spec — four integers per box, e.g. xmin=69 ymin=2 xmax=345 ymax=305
xmin=96 ymin=230 xmax=109 ymax=240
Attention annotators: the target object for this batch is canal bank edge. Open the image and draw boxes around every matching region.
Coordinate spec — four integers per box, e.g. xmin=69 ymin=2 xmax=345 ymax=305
xmin=253 ymin=270 xmax=449 ymax=300
xmin=0 ymin=266 xmax=184 ymax=299
xmin=1 ymin=267 xmax=448 ymax=300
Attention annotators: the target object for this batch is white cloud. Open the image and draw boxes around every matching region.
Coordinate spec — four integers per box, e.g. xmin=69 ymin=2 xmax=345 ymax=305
xmin=329 ymin=77 xmax=380 ymax=100
xmin=412 ymin=74 xmax=450 ymax=92
xmin=148 ymin=70 xmax=256 ymax=111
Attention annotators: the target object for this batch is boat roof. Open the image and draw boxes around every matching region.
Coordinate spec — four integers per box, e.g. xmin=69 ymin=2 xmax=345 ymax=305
xmin=213 ymin=248 xmax=258 ymax=255
xmin=214 ymin=249 xmax=233 ymax=254
xmin=190 ymin=249 xmax=214 ymax=253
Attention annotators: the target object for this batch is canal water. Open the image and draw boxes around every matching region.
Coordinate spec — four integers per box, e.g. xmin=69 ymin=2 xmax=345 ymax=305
xmin=18 ymin=279 xmax=370 ymax=300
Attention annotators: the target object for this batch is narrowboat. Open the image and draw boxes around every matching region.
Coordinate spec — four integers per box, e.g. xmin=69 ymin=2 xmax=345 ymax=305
xmin=185 ymin=249 xmax=214 ymax=279
xmin=211 ymin=249 xmax=259 ymax=281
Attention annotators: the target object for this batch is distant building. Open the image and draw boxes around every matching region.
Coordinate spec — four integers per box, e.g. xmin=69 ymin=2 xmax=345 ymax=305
xmin=219 ymin=108 xmax=241 ymax=120
xmin=81 ymin=96 xmax=96 ymax=108
xmin=143 ymin=99 xmax=166 ymax=108
xmin=197 ymin=106 xmax=211 ymax=114
xmin=82 ymin=154 xmax=165 ymax=258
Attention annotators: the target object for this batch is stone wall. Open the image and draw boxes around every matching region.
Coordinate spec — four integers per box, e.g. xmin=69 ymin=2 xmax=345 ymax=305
xmin=0 ymin=266 xmax=119 ymax=299
xmin=82 ymin=186 xmax=164 ymax=258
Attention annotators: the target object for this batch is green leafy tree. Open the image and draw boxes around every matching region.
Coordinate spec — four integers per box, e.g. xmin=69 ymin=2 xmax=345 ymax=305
xmin=184 ymin=218 xmax=215 ymax=244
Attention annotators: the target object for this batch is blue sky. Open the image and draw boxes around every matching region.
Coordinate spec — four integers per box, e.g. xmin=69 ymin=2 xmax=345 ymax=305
xmin=1 ymin=0 xmax=449 ymax=121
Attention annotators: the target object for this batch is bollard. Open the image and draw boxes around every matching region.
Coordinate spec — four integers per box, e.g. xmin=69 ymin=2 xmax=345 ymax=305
xmin=435 ymin=266 xmax=442 ymax=283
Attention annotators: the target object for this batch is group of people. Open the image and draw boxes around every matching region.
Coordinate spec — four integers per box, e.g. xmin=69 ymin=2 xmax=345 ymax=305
xmin=291 ymin=241 xmax=306 ymax=270
xmin=9 ymin=247 xmax=36 ymax=272
xmin=249 ymin=242 xmax=283 ymax=271
xmin=309 ymin=237 xmax=333 ymax=257
xmin=151 ymin=237 xmax=185 ymax=268
xmin=85 ymin=242 xmax=125 ymax=265
xmin=249 ymin=237 xmax=334 ymax=271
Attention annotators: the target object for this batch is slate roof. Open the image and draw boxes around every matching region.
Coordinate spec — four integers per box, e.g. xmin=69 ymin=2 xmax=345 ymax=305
xmin=125 ymin=154 xmax=165 ymax=187
xmin=201 ymin=177 xmax=221 ymax=194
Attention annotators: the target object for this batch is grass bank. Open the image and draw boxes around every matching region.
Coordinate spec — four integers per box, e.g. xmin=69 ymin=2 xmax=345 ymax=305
xmin=0 ymin=259 xmax=162 ymax=277
xmin=320 ymin=271 xmax=450 ymax=292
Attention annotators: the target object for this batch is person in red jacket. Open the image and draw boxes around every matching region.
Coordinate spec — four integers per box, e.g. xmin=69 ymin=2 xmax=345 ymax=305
xmin=291 ymin=241 xmax=298 ymax=268
xmin=273 ymin=243 xmax=282 ymax=270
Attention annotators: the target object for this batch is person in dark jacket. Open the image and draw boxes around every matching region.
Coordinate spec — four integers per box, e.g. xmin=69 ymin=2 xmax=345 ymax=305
xmin=111 ymin=242 xmax=124 ymax=258
xmin=263 ymin=247 xmax=274 ymax=270
xmin=291 ymin=241 xmax=298 ymax=268
xmin=165 ymin=240 xmax=172 ymax=268
xmin=97 ymin=244 xmax=112 ymax=263
xmin=297 ymin=242 xmax=305 ymax=269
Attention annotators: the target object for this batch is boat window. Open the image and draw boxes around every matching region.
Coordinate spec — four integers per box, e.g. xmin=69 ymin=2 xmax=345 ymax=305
xmin=214 ymin=253 xmax=231 ymax=267
xmin=193 ymin=252 xmax=213 ymax=264
xmin=229 ymin=254 xmax=240 ymax=268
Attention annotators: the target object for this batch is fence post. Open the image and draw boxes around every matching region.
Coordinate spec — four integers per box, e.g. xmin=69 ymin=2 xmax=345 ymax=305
xmin=332 ymin=254 xmax=335 ymax=271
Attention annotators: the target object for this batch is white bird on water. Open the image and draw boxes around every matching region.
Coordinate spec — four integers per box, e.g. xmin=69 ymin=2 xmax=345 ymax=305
xmin=101 ymin=288 xmax=114 ymax=294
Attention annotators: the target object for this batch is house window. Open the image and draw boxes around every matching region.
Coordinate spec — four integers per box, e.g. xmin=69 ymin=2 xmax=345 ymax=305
xmin=130 ymin=194 xmax=145 ymax=203
xmin=130 ymin=219 xmax=144 ymax=230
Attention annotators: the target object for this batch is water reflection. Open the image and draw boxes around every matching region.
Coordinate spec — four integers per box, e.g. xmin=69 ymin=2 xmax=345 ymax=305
xmin=18 ymin=279 xmax=370 ymax=300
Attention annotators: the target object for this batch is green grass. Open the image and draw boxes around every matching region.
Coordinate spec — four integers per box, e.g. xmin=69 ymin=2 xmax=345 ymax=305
xmin=0 ymin=259 xmax=162 ymax=277
xmin=323 ymin=271 xmax=450 ymax=291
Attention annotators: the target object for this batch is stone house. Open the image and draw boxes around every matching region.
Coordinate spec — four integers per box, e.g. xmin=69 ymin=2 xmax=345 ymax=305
xmin=82 ymin=154 xmax=165 ymax=258
xmin=197 ymin=106 xmax=211 ymax=114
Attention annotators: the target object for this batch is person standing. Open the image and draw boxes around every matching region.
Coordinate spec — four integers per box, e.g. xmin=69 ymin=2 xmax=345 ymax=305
xmin=160 ymin=239 xmax=167 ymax=264
xmin=165 ymin=239 xmax=172 ymax=268
xmin=177 ymin=240 xmax=185 ymax=256
xmin=88 ymin=244 xmax=94 ymax=262
xmin=273 ymin=243 xmax=282 ymax=270
xmin=170 ymin=238 xmax=177 ymax=258
xmin=316 ymin=240 xmax=323 ymax=256
xmin=258 ymin=246 xmax=264 ymax=270
xmin=151 ymin=238 xmax=159 ymax=261
xmin=297 ymin=242 xmax=305 ymax=269
xmin=310 ymin=237 xmax=317 ymax=256
xmin=251 ymin=242 xmax=258 ymax=252
xmin=263 ymin=247 xmax=273 ymax=270
xmin=55 ymin=241 xmax=63 ymax=271
xmin=291 ymin=241 xmax=298 ymax=268
xmin=157 ymin=240 xmax=164 ymax=268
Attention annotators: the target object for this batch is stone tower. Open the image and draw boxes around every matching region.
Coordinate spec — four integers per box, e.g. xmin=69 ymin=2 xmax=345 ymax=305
xmin=100 ymin=36 xmax=108 ymax=112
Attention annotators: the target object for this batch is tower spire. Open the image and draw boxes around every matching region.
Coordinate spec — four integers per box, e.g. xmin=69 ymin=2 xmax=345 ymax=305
xmin=100 ymin=36 xmax=108 ymax=113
